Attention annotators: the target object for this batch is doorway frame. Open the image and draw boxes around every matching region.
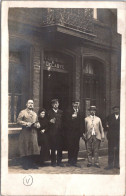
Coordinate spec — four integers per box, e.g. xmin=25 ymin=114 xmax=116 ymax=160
xmin=80 ymin=55 xmax=107 ymax=119
xmin=40 ymin=49 xmax=76 ymax=110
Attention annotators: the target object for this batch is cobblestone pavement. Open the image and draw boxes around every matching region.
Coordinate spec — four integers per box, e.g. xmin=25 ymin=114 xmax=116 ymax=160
xmin=9 ymin=156 xmax=119 ymax=175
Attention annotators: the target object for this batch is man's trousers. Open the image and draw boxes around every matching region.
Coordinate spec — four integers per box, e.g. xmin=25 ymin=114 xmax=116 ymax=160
xmin=67 ymin=135 xmax=80 ymax=165
xmin=108 ymin=139 xmax=119 ymax=168
xmin=49 ymin=134 xmax=63 ymax=165
xmin=86 ymin=135 xmax=101 ymax=164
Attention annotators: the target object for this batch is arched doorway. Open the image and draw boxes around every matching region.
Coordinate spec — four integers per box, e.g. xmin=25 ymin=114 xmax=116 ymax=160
xmin=82 ymin=58 xmax=105 ymax=119
xmin=43 ymin=51 xmax=73 ymax=111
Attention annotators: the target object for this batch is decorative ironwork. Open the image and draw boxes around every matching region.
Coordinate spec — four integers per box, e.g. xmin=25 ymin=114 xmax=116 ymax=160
xmin=41 ymin=8 xmax=94 ymax=33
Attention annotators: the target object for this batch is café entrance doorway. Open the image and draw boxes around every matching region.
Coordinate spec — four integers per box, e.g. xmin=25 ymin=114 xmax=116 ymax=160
xmin=43 ymin=51 xmax=73 ymax=111
xmin=43 ymin=70 xmax=72 ymax=111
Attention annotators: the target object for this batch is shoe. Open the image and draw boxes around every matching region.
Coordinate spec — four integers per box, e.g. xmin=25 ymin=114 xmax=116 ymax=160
xmin=39 ymin=162 xmax=47 ymax=167
xmin=114 ymin=166 xmax=120 ymax=169
xmin=57 ymin=162 xmax=64 ymax=167
xmin=51 ymin=163 xmax=57 ymax=167
xmin=72 ymin=163 xmax=81 ymax=168
xmin=87 ymin=163 xmax=92 ymax=167
xmin=22 ymin=163 xmax=29 ymax=170
xmin=32 ymin=164 xmax=39 ymax=169
xmin=23 ymin=166 xmax=29 ymax=170
xmin=104 ymin=166 xmax=113 ymax=170
xmin=94 ymin=164 xmax=100 ymax=168
xmin=66 ymin=163 xmax=71 ymax=167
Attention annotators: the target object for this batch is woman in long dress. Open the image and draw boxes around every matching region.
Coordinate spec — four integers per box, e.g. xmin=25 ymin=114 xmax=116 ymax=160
xmin=37 ymin=108 xmax=50 ymax=166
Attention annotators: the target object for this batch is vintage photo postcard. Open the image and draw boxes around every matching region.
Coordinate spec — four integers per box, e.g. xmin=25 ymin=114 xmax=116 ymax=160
xmin=1 ymin=1 xmax=126 ymax=195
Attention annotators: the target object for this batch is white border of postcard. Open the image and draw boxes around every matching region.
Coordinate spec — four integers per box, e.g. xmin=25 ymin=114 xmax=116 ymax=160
xmin=1 ymin=1 xmax=126 ymax=195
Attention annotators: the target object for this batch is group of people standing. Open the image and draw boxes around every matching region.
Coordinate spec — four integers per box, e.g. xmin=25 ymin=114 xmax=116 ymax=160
xmin=17 ymin=99 xmax=120 ymax=171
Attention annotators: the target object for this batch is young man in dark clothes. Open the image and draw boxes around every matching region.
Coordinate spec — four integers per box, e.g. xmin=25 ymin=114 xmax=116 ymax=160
xmin=105 ymin=106 xmax=120 ymax=170
xmin=47 ymin=99 xmax=64 ymax=167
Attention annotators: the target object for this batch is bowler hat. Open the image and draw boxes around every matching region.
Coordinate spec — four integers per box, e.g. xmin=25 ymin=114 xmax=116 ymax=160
xmin=89 ymin=105 xmax=97 ymax=111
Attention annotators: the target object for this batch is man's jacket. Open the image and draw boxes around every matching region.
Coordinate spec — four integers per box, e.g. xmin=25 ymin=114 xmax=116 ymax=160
xmin=85 ymin=115 xmax=104 ymax=140
xmin=106 ymin=113 xmax=120 ymax=141
xmin=47 ymin=109 xmax=63 ymax=136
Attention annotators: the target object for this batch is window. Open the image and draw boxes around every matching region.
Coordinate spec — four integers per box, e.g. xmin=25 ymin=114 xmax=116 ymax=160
xmin=9 ymin=52 xmax=24 ymax=124
xmin=83 ymin=62 xmax=94 ymax=75
xmin=83 ymin=59 xmax=104 ymax=117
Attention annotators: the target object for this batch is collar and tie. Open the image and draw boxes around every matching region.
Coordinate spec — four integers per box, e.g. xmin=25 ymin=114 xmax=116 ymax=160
xmin=91 ymin=115 xmax=95 ymax=135
xmin=115 ymin=114 xmax=119 ymax=120
xmin=53 ymin=108 xmax=58 ymax=113
xmin=74 ymin=108 xmax=78 ymax=113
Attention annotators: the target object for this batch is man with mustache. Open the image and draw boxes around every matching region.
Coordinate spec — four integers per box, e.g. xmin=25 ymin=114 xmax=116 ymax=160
xmin=84 ymin=106 xmax=104 ymax=168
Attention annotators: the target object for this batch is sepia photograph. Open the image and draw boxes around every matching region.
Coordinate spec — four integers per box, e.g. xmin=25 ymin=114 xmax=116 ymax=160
xmin=8 ymin=7 xmax=121 ymax=174
xmin=1 ymin=1 xmax=126 ymax=195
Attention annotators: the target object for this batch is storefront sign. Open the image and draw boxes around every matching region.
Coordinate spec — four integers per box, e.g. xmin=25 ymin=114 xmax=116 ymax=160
xmin=44 ymin=60 xmax=65 ymax=70
xmin=43 ymin=52 xmax=69 ymax=73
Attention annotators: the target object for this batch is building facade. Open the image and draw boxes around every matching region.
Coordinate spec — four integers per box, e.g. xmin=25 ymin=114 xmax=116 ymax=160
xmin=8 ymin=8 xmax=121 ymax=158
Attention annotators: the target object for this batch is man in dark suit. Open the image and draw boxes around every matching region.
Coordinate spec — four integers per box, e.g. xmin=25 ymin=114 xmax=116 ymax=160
xmin=105 ymin=106 xmax=120 ymax=170
xmin=65 ymin=101 xmax=83 ymax=167
xmin=47 ymin=99 xmax=64 ymax=167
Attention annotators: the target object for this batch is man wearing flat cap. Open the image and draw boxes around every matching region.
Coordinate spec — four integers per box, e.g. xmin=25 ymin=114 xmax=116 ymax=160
xmin=84 ymin=105 xmax=104 ymax=168
xmin=105 ymin=106 xmax=120 ymax=170
xmin=47 ymin=99 xmax=64 ymax=167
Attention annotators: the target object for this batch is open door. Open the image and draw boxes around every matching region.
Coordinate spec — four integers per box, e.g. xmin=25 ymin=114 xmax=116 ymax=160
xmin=43 ymin=70 xmax=71 ymax=111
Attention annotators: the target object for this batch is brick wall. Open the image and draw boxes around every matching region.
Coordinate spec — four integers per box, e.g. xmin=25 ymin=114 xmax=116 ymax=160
xmin=110 ymin=51 xmax=120 ymax=108
xmin=32 ymin=46 xmax=41 ymax=113
xmin=74 ymin=55 xmax=81 ymax=101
